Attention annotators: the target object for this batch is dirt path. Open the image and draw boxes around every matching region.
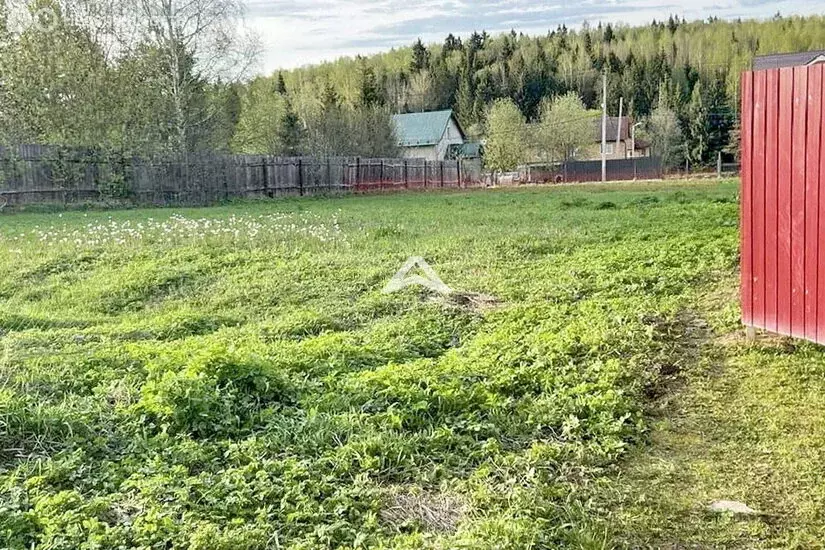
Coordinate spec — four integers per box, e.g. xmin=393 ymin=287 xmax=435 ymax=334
xmin=604 ymin=286 xmax=825 ymax=549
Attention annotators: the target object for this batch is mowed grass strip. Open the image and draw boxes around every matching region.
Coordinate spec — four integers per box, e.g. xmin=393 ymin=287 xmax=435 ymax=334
xmin=598 ymin=284 xmax=825 ymax=549
xmin=0 ymin=181 xmax=743 ymax=549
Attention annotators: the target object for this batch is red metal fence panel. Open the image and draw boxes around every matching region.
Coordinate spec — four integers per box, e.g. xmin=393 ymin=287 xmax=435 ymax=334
xmin=777 ymin=68 xmax=794 ymax=336
xmin=752 ymin=70 xmax=767 ymax=330
xmin=805 ymin=66 xmax=822 ymax=341
xmin=765 ymin=69 xmax=780 ymax=333
xmin=742 ymin=64 xmax=825 ymax=344
xmin=741 ymin=71 xmax=754 ymax=328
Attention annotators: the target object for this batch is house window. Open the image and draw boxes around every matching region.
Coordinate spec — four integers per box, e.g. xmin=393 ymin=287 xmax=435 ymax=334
xmin=601 ymin=143 xmax=615 ymax=155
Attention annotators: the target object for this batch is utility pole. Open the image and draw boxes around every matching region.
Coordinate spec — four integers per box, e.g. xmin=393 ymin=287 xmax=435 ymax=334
xmin=601 ymin=72 xmax=608 ymax=183
xmin=616 ymin=97 xmax=624 ymax=155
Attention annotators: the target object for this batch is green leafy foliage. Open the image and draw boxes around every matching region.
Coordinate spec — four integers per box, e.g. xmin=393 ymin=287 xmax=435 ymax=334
xmin=649 ymin=101 xmax=684 ymax=171
xmin=484 ymin=99 xmax=526 ymax=171
xmin=536 ymin=92 xmax=596 ymax=161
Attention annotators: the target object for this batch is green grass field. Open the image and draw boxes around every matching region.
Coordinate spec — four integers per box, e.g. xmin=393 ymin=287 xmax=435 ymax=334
xmin=2 ymin=181 xmax=824 ymax=549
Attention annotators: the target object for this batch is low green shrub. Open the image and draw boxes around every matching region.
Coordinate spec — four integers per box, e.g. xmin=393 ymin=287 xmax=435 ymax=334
xmin=136 ymin=344 xmax=294 ymax=437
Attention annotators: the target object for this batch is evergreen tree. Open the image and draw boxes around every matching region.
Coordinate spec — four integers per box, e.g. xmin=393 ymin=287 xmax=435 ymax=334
xmin=469 ymin=31 xmax=484 ymax=51
xmin=455 ymin=67 xmax=475 ymax=128
xmin=443 ymin=34 xmax=462 ymax=54
xmin=583 ymin=32 xmax=593 ymax=58
xmin=320 ymin=80 xmax=339 ymax=109
xmin=706 ymin=77 xmax=733 ymax=158
xmin=357 ymin=57 xmax=383 ymax=107
xmin=410 ymin=39 xmax=429 ymax=72
xmin=604 ymin=24 xmax=615 ymax=43
xmin=276 ymin=72 xmax=287 ymax=94
xmin=607 ymin=52 xmax=623 ymax=74
xmin=725 ymin=117 xmax=741 ymax=161
xmin=668 ymin=15 xmax=679 ymax=34
xmin=278 ymin=99 xmax=303 ymax=155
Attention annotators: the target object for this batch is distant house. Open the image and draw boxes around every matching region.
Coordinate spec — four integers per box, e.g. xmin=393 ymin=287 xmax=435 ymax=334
xmin=580 ymin=117 xmax=651 ymax=160
xmin=753 ymin=50 xmax=825 ymax=70
xmin=392 ymin=110 xmax=466 ymax=161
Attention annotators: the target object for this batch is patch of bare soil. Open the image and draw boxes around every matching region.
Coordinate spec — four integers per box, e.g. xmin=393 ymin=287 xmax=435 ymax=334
xmin=641 ymin=310 xmax=711 ymax=402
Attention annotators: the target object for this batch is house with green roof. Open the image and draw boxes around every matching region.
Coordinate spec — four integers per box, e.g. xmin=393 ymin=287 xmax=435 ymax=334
xmin=391 ymin=109 xmax=466 ymax=161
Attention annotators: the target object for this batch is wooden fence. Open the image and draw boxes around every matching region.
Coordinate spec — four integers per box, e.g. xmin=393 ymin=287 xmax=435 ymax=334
xmin=0 ymin=145 xmax=483 ymax=207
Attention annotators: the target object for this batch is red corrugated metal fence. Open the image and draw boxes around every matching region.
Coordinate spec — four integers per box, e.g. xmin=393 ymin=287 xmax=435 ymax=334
xmin=741 ymin=64 xmax=825 ymax=343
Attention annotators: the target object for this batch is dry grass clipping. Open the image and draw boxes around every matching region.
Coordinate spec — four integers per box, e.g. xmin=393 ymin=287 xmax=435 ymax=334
xmin=380 ymin=488 xmax=468 ymax=534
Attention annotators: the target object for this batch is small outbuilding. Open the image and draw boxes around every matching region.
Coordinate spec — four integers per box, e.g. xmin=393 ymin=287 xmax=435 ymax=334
xmin=392 ymin=110 xmax=466 ymax=161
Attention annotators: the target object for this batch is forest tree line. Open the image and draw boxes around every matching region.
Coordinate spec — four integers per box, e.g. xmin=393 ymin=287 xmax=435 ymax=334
xmin=2 ymin=1 xmax=825 ymax=168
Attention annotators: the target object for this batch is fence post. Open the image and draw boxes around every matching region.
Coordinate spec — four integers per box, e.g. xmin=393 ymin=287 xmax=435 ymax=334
xmin=356 ymin=157 xmax=361 ymax=190
xmin=403 ymin=159 xmax=408 ymax=188
xmin=424 ymin=161 xmax=428 ymax=188
xmin=223 ymin=156 xmax=229 ymax=200
xmin=440 ymin=161 xmax=444 ymax=187
xmin=717 ymin=151 xmax=722 ymax=179
xmin=298 ymin=158 xmax=303 ymax=196
xmin=263 ymin=156 xmax=270 ymax=198
xmin=457 ymin=159 xmax=461 ymax=188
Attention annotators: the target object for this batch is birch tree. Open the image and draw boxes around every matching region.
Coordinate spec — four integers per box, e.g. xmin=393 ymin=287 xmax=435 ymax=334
xmin=126 ymin=0 xmax=259 ymax=151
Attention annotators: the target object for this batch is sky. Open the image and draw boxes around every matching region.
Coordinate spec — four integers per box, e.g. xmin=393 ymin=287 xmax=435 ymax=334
xmin=245 ymin=0 xmax=821 ymax=74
